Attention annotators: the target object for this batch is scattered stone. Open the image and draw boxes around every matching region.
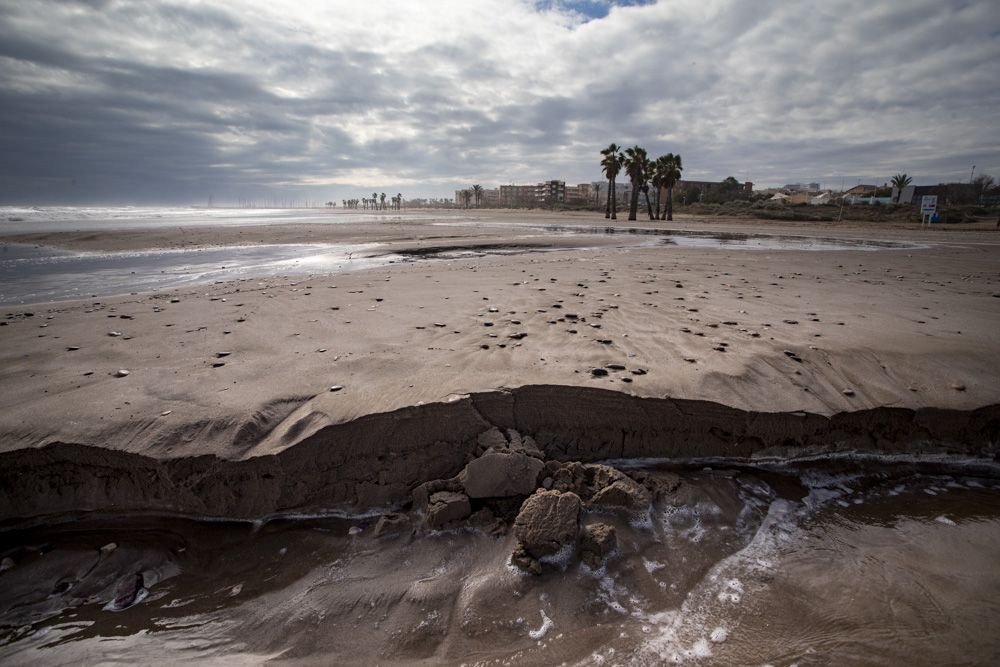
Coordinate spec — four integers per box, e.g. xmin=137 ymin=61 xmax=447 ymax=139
xmin=433 ymin=322 xmax=447 ymax=327
xmin=215 ymin=351 xmax=231 ymax=358
xmin=579 ymin=522 xmax=617 ymax=568
xmin=606 ymin=363 xmax=626 ymax=371
xmin=66 ymin=346 xmax=80 ymax=351
xmin=951 ymin=382 xmax=966 ymax=391
xmin=114 ymin=369 xmax=130 ymax=377
xmin=595 ymin=339 xmax=612 ymax=345
xmin=212 ymin=361 xmax=226 ymax=368
xmin=426 ymin=490 xmax=472 ymax=528
xmin=842 ymin=389 xmax=855 ymax=397
xmin=460 ymin=450 xmax=544 ymax=498
xmin=513 ymin=490 xmax=582 ymax=564
xmin=100 ymin=542 xmax=118 ymax=553
xmin=0 ymin=557 xmax=14 ymax=573
xmin=631 ymin=368 xmax=647 ymax=375
xmin=108 ymin=331 xmax=122 ymax=337
xmin=590 ymin=368 xmax=609 ymax=377
xmin=509 ymin=332 xmax=528 ymax=340
xmin=348 ymin=526 xmax=362 ymax=536
xmin=329 ymin=385 xmax=344 ymax=392
xmin=590 ymin=476 xmax=651 ymax=511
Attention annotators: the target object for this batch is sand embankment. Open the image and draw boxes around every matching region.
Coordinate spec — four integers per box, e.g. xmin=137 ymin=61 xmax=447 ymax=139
xmin=1 ymin=213 xmax=998 ymax=519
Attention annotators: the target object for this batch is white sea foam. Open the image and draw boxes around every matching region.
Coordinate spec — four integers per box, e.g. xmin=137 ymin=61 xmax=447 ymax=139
xmin=528 ymin=610 xmax=553 ymax=640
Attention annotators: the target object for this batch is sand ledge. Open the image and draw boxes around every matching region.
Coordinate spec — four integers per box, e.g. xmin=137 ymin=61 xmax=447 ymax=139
xmin=2 ymin=384 xmax=997 ymax=522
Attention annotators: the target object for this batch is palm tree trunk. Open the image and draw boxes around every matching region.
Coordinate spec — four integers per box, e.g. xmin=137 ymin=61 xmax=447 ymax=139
xmin=655 ymin=186 xmax=661 ymax=220
xmin=644 ymin=188 xmax=655 ymax=220
xmin=605 ymin=179 xmax=612 ymax=218
xmin=628 ymin=177 xmax=640 ymax=221
xmin=667 ymin=186 xmax=674 ymax=221
xmin=610 ymin=179 xmax=617 ymax=220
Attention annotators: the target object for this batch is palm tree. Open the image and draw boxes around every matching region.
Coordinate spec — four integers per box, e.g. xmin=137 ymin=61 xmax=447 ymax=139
xmin=890 ymin=173 xmax=912 ymax=202
xmin=622 ymin=146 xmax=647 ymax=221
xmin=640 ymin=152 xmax=655 ymax=220
xmin=600 ymin=143 xmax=623 ymax=220
xmin=655 ymin=153 xmax=683 ymax=221
xmin=471 ymin=184 xmax=483 ymax=208
xmin=396 ymin=192 xmax=403 ymax=210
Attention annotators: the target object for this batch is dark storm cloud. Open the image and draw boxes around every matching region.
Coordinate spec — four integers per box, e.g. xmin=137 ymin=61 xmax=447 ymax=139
xmin=0 ymin=0 xmax=997 ymax=204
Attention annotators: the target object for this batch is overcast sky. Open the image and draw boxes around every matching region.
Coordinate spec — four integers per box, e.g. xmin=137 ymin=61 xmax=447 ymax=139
xmin=1 ymin=0 xmax=998 ymax=204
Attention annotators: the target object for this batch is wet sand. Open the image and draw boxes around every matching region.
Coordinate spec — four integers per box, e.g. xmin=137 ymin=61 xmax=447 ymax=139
xmin=2 ymin=461 xmax=999 ymax=665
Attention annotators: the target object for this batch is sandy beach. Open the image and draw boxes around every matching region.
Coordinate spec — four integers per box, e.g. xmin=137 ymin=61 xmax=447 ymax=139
xmin=2 ymin=212 xmax=998 ymax=466
xmin=2 ymin=210 xmax=1000 ymax=665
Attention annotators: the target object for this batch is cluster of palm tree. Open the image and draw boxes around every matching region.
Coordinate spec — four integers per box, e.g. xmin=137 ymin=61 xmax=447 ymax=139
xmin=601 ymin=144 xmax=683 ymax=221
xmin=458 ymin=184 xmax=484 ymax=208
xmin=341 ymin=193 xmax=404 ymax=211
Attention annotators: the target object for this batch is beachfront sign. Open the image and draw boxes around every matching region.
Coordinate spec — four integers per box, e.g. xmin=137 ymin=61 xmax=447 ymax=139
xmin=920 ymin=195 xmax=938 ymax=225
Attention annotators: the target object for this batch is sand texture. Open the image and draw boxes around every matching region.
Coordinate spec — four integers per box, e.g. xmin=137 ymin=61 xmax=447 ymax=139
xmin=1 ymin=212 xmax=999 ymax=517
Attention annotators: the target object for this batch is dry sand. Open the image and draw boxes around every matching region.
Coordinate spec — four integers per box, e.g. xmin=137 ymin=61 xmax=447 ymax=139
xmin=1 ymin=211 xmax=999 ymax=514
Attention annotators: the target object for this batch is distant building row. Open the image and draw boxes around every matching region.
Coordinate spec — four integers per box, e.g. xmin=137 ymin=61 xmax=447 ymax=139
xmin=455 ymin=178 xmax=753 ymax=208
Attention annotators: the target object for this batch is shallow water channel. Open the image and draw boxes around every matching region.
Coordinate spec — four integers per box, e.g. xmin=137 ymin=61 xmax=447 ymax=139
xmin=2 ymin=225 xmax=921 ymax=306
xmin=2 ymin=457 xmax=997 ymax=665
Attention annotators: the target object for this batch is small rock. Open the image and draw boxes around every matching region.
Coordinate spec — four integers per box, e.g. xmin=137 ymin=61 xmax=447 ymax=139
xmin=0 ymin=557 xmax=14 ymax=572
xmin=590 ymin=477 xmax=651 ymax=511
xmin=160 ymin=410 xmax=172 ymax=416
xmin=590 ymin=368 xmax=609 ymax=377
xmin=66 ymin=346 xmax=80 ymax=351
xmin=579 ymin=522 xmax=617 ymax=568
xmin=329 ymin=385 xmax=344 ymax=392
xmin=513 ymin=490 xmax=582 ymax=560
xmin=215 ymin=351 xmax=231 ymax=358
xmin=606 ymin=363 xmax=626 ymax=371
xmin=427 ymin=490 xmax=472 ymax=528
xmin=509 ymin=332 xmax=527 ymax=340
xmin=460 ymin=450 xmax=544 ymax=498
xmin=951 ymin=383 xmax=966 ymax=391
xmin=842 ymin=389 xmax=855 ymax=397
xmin=114 ymin=369 xmax=130 ymax=377
xmin=100 ymin=542 xmax=118 ymax=553
xmin=108 ymin=331 xmax=122 ymax=337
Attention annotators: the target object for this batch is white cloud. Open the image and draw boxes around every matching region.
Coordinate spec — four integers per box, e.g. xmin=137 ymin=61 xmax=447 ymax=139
xmin=0 ymin=0 xmax=997 ymax=203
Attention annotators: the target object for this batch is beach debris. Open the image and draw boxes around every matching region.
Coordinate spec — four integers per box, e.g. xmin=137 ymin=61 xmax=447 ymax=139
xmin=460 ymin=450 xmax=544 ymax=499
xmin=114 ymin=369 xmax=130 ymax=377
xmin=579 ymin=522 xmax=617 ymax=568
xmin=511 ymin=490 xmax=582 ymax=574
xmin=426 ymin=490 xmax=472 ymax=528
